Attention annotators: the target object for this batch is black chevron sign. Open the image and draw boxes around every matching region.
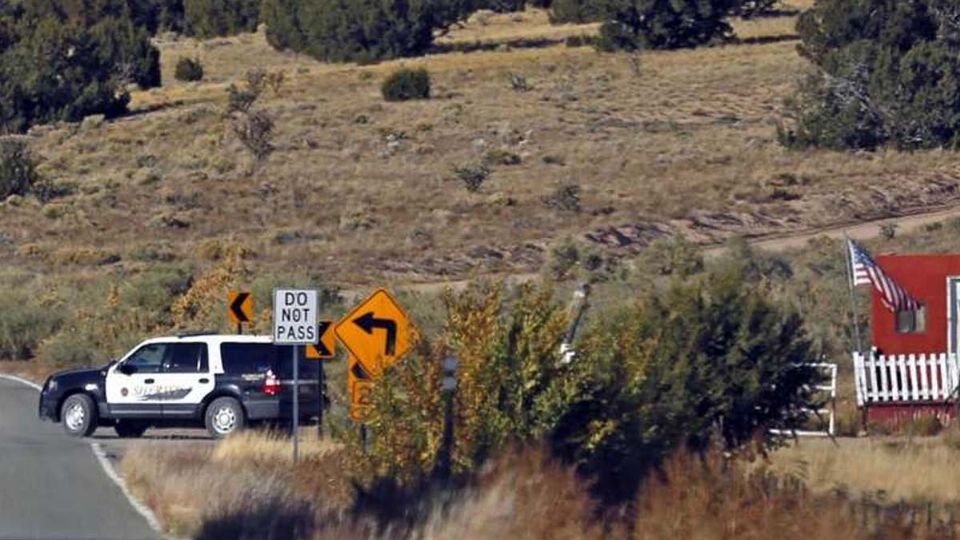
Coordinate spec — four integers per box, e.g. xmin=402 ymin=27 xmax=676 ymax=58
xmin=314 ymin=321 xmax=332 ymax=355
xmin=228 ymin=291 xmax=253 ymax=324
xmin=305 ymin=321 xmax=336 ymax=359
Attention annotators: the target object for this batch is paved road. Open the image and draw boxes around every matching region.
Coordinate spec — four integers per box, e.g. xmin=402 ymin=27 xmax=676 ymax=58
xmin=0 ymin=378 xmax=160 ymax=540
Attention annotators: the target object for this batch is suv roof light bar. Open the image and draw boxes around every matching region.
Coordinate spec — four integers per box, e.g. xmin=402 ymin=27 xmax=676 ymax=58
xmin=175 ymin=330 xmax=218 ymax=338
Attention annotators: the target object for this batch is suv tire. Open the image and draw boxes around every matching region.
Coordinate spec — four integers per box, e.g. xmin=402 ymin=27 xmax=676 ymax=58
xmin=115 ymin=420 xmax=149 ymax=438
xmin=61 ymin=394 xmax=98 ymax=437
xmin=205 ymin=397 xmax=244 ymax=438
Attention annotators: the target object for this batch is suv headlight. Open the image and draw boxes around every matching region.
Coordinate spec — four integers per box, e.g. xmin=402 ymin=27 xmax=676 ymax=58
xmin=45 ymin=379 xmax=57 ymax=392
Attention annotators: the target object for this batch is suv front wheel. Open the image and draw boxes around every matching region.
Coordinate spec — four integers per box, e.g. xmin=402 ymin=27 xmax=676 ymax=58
xmin=205 ymin=397 xmax=244 ymax=438
xmin=61 ymin=394 xmax=98 ymax=437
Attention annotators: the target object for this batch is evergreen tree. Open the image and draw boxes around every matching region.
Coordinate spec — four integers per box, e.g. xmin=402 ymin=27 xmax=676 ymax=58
xmin=0 ymin=0 xmax=161 ymax=133
xmin=262 ymin=0 xmax=493 ymax=62
xmin=183 ymin=0 xmax=258 ymax=38
xmin=261 ymin=0 xmax=307 ymax=51
xmin=552 ymin=268 xmax=820 ymax=503
xmin=782 ymin=0 xmax=960 ymax=150
xmin=596 ymin=0 xmax=742 ymax=51
xmin=549 ymin=0 xmax=603 ymax=23
xmin=297 ymin=0 xmax=436 ymax=63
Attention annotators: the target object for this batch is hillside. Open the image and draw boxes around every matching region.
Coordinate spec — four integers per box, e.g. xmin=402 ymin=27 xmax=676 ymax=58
xmin=4 ymin=4 xmax=959 ymax=289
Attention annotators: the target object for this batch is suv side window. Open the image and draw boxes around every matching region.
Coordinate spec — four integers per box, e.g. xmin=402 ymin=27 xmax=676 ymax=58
xmin=220 ymin=343 xmax=278 ymax=375
xmin=124 ymin=343 xmax=166 ymax=374
xmin=164 ymin=343 xmax=209 ymax=374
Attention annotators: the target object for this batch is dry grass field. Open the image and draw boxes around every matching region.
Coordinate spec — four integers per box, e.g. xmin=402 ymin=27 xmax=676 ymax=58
xmin=769 ymin=435 xmax=960 ymax=503
xmin=3 ymin=3 xmax=960 ymax=290
xmin=123 ymin=429 xmax=960 ymax=540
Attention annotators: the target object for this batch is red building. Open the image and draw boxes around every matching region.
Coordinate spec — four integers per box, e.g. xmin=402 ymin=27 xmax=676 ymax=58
xmin=857 ymin=254 xmax=960 ymax=425
xmin=871 ymin=254 xmax=960 ymax=355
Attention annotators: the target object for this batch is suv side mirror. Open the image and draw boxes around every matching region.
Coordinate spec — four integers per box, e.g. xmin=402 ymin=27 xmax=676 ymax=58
xmin=118 ymin=363 xmax=136 ymax=375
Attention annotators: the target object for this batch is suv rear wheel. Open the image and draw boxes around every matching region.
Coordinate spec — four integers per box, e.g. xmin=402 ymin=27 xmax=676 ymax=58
xmin=205 ymin=397 xmax=244 ymax=438
xmin=61 ymin=394 xmax=98 ymax=437
xmin=115 ymin=420 xmax=149 ymax=438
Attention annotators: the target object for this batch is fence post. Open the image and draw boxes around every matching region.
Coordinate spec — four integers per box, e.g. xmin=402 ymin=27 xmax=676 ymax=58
xmin=940 ymin=353 xmax=951 ymax=401
xmin=853 ymin=352 xmax=867 ymax=407
xmin=920 ymin=354 xmax=930 ymax=401
xmin=869 ymin=353 xmax=880 ymax=403
xmin=889 ymin=355 xmax=901 ymax=402
xmin=928 ymin=354 xmax=940 ymax=399
xmin=910 ymin=354 xmax=920 ymax=401
xmin=897 ymin=356 xmax=909 ymax=402
xmin=879 ymin=355 xmax=889 ymax=401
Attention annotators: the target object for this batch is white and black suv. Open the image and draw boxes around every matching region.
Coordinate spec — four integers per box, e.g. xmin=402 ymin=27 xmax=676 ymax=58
xmin=38 ymin=333 xmax=321 ymax=438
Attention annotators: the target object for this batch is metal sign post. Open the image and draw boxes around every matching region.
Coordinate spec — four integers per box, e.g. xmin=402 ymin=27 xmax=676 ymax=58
xmin=438 ymin=356 xmax=458 ymax=479
xmin=304 ymin=321 xmax=335 ymax=439
xmin=317 ymin=363 xmax=325 ymax=439
xmin=292 ymin=345 xmax=299 ymax=462
xmin=273 ymin=288 xmax=319 ymax=464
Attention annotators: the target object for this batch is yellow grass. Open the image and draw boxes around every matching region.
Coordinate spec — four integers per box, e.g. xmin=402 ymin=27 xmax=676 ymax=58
xmin=437 ymin=8 xmax=599 ymax=45
xmin=124 ymin=439 xmax=951 ymax=540
xmin=122 ymin=429 xmax=352 ymax=538
xmin=769 ymin=436 xmax=960 ymax=503
xmin=210 ymin=428 xmax=342 ymax=465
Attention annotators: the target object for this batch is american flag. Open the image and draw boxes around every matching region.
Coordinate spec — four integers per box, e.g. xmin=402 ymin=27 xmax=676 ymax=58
xmin=847 ymin=239 xmax=920 ymax=312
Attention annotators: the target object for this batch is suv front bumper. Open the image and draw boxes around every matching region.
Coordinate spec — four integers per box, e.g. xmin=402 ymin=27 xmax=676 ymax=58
xmin=38 ymin=384 xmax=60 ymax=422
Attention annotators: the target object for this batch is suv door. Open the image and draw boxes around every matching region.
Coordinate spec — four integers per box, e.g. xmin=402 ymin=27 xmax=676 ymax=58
xmin=106 ymin=343 xmax=167 ymax=417
xmin=159 ymin=342 xmax=213 ymax=419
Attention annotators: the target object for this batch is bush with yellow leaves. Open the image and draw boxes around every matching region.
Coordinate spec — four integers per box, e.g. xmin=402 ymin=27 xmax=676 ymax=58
xmin=352 ymin=283 xmax=573 ymax=485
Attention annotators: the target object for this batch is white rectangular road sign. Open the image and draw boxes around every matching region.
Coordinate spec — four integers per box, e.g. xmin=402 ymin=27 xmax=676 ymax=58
xmin=273 ymin=289 xmax=319 ymax=344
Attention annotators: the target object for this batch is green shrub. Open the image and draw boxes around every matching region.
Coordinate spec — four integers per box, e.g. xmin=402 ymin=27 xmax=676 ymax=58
xmin=595 ymin=0 xmax=740 ymax=51
xmin=262 ymin=0 xmax=532 ymax=62
xmin=119 ymin=265 xmax=194 ymax=325
xmin=552 ymin=268 xmax=821 ymax=503
xmin=0 ymin=290 xmax=63 ymax=360
xmin=262 ymin=0 xmax=308 ymax=51
xmin=483 ymin=0 xmax=527 ymax=12
xmin=547 ymin=238 xmax=580 ymax=280
xmin=382 ymin=68 xmax=431 ymax=101
xmin=174 ymin=57 xmax=204 ymax=82
xmin=781 ymin=0 xmax=960 ymax=150
xmin=542 ymin=184 xmax=581 ymax=212
xmin=640 ymin=236 xmax=704 ymax=278
xmin=133 ymin=0 xmax=187 ymax=33
xmin=0 ymin=3 xmax=161 ymax=133
xmin=36 ymin=329 xmax=100 ymax=367
xmin=262 ymin=0 xmax=439 ymax=63
xmin=226 ymin=84 xmax=258 ymax=114
xmin=183 ymin=0 xmax=259 ymax=38
xmin=89 ymin=15 xmax=163 ymax=89
xmin=453 ymin=163 xmax=490 ymax=192
xmin=232 ymin=109 xmax=275 ymax=171
xmin=0 ymin=138 xmax=38 ymax=200
xmin=549 ymin=0 xmax=603 ymax=23
xmin=357 ymin=284 xmax=571 ymax=481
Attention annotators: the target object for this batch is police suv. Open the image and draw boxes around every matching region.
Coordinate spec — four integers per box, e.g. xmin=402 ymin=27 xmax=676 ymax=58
xmin=38 ymin=333 xmax=320 ymax=438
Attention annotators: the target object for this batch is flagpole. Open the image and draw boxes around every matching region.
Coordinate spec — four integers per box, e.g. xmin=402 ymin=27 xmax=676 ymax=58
xmin=844 ymin=234 xmax=865 ymax=354
xmin=844 ymin=234 xmax=869 ymax=434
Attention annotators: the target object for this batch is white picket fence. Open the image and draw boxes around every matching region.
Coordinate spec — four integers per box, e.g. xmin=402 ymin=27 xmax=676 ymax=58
xmin=853 ymin=352 xmax=960 ymax=406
